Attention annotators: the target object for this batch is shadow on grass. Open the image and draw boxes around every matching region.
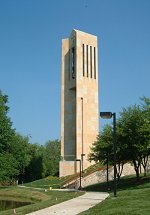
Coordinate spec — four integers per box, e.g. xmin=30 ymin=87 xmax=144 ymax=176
xmin=83 ymin=173 xmax=150 ymax=193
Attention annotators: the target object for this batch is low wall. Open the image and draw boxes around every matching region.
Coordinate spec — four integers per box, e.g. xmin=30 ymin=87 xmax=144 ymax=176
xmin=67 ymin=163 xmax=146 ymax=189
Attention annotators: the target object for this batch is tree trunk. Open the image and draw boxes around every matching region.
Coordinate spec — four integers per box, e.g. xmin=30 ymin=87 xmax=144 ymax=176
xmin=135 ymin=168 xmax=140 ymax=181
xmin=133 ymin=160 xmax=140 ymax=181
xmin=144 ymin=167 xmax=147 ymax=177
xmin=116 ymin=163 xmax=124 ymax=182
xmin=141 ymin=155 xmax=148 ymax=177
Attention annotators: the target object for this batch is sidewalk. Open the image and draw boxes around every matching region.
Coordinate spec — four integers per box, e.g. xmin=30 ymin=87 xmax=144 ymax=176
xmin=26 ymin=191 xmax=109 ymax=215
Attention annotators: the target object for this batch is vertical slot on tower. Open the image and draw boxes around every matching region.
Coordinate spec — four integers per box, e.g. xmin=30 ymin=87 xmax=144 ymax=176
xmin=69 ymin=49 xmax=70 ymax=80
xmin=72 ymin=47 xmax=75 ymax=79
xmin=86 ymin=45 xmax=88 ymax=77
xmin=94 ymin=47 xmax=96 ymax=79
xmin=83 ymin=44 xmax=85 ymax=77
xmin=90 ymin=46 xmax=92 ymax=78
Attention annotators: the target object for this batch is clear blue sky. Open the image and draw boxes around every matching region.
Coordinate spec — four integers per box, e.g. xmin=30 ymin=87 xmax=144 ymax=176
xmin=0 ymin=0 xmax=150 ymax=144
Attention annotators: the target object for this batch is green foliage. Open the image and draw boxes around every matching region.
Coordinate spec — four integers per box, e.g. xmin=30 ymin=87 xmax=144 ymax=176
xmin=89 ymin=125 xmax=113 ymax=163
xmin=43 ymin=140 xmax=61 ymax=177
xmin=89 ymin=96 xmax=150 ymax=181
xmin=0 ymin=91 xmax=18 ymax=181
xmin=12 ymin=134 xmax=32 ymax=182
xmin=89 ymin=124 xmax=127 ymax=179
xmin=0 ymin=91 xmax=61 ymax=183
xmin=139 ymin=97 xmax=150 ymax=174
xmin=119 ymin=100 xmax=150 ymax=179
xmin=0 ymin=153 xmax=19 ymax=181
xmin=23 ymin=143 xmax=46 ymax=182
xmin=0 ymin=91 xmax=15 ymax=153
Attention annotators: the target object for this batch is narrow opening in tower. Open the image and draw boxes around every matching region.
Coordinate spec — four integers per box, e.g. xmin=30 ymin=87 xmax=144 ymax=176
xmin=94 ymin=47 xmax=96 ymax=79
xmin=71 ymin=47 xmax=75 ymax=79
xmin=86 ymin=45 xmax=88 ymax=77
xmin=83 ymin=44 xmax=85 ymax=77
xmin=90 ymin=46 xmax=92 ymax=78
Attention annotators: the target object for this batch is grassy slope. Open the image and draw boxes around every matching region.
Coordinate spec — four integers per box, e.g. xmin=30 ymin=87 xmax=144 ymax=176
xmin=0 ymin=187 xmax=83 ymax=215
xmin=1 ymin=166 xmax=149 ymax=215
xmin=23 ymin=177 xmax=62 ymax=189
xmin=23 ymin=163 xmax=106 ymax=189
xmin=80 ymin=174 xmax=150 ymax=215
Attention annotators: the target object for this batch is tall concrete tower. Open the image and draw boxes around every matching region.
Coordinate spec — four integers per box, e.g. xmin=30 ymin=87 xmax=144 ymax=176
xmin=60 ymin=29 xmax=99 ymax=177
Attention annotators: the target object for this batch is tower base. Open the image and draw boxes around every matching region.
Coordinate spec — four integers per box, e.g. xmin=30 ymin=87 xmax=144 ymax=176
xmin=59 ymin=161 xmax=77 ymax=177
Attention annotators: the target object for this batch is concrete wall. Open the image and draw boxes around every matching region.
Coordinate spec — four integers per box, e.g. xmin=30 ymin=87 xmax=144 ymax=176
xmin=64 ymin=163 xmax=142 ymax=189
xmin=59 ymin=161 xmax=76 ymax=177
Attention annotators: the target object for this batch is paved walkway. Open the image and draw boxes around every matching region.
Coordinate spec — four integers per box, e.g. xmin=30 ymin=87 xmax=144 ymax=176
xmin=26 ymin=192 xmax=109 ymax=215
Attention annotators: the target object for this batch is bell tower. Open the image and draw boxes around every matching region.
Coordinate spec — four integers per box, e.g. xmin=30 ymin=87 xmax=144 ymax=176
xmin=60 ymin=29 xmax=99 ymax=177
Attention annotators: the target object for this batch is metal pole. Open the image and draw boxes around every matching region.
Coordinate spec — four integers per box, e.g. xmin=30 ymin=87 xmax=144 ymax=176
xmin=81 ymin=154 xmax=85 ymax=177
xmin=113 ymin=112 xmax=117 ymax=197
xmin=81 ymin=154 xmax=83 ymax=177
xmin=79 ymin=160 xmax=82 ymax=189
xmin=106 ymin=151 xmax=109 ymax=189
xmin=76 ymin=159 xmax=82 ymax=189
xmin=81 ymin=97 xmax=84 ymax=175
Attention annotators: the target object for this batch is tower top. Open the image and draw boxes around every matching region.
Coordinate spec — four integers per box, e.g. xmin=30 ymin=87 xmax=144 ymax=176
xmin=68 ymin=29 xmax=97 ymax=40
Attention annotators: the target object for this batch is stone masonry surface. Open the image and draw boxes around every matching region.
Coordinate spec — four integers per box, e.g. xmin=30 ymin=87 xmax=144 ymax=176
xmin=60 ymin=29 xmax=99 ymax=177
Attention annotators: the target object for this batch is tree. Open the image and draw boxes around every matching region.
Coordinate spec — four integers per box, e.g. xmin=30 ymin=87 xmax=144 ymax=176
xmin=24 ymin=143 xmax=46 ymax=182
xmin=12 ymin=134 xmax=33 ymax=182
xmin=0 ymin=91 xmax=19 ymax=182
xmin=0 ymin=91 xmax=61 ymax=182
xmin=0 ymin=91 xmax=15 ymax=153
xmin=139 ymin=97 xmax=150 ymax=176
xmin=89 ymin=97 xmax=150 ymax=181
xmin=116 ymin=121 xmax=129 ymax=180
xmin=89 ymin=124 xmax=127 ymax=180
xmin=119 ymin=105 xmax=148 ymax=180
xmin=89 ymin=125 xmax=113 ymax=164
xmin=0 ymin=153 xmax=19 ymax=181
xmin=43 ymin=140 xmax=61 ymax=176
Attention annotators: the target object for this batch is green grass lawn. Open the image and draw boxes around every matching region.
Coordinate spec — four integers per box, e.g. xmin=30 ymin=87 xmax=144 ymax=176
xmin=0 ymin=186 xmax=84 ymax=215
xmin=80 ymin=174 xmax=150 ymax=215
xmin=23 ymin=176 xmax=62 ymax=189
xmin=1 ymin=171 xmax=150 ymax=215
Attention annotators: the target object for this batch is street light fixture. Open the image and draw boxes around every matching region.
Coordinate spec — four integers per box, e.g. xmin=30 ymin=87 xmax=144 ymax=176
xmin=100 ymin=112 xmax=117 ymax=197
xmin=76 ymin=159 xmax=82 ymax=189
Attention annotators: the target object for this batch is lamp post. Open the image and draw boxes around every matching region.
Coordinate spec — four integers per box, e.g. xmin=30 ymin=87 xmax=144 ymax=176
xmin=106 ymin=151 xmax=109 ymax=190
xmin=81 ymin=97 xmax=85 ymax=176
xmin=81 ymin=97 xmax=83 ymax=155
xmin=100 ymin=112 xmax=117 ymax=197
xmin=81 ymin=153 xmax=85 ymax=177
xmin=76 ymin=159 xmax=82 ymax=189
